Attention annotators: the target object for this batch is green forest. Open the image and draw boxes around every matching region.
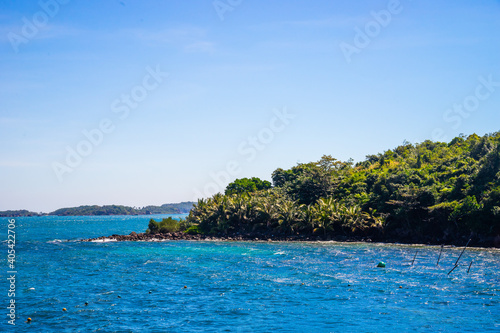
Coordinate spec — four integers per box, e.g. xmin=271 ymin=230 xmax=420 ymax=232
xmin=172 ymin=132 xmax=500 ymax=247
xmin=50 ymin=202 xmax=194 ymax=216
xmin=0 ymin=202 xmax=195 ymax=217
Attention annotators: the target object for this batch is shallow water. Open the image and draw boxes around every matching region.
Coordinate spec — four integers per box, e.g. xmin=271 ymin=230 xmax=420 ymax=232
xmin=1 ymin=216 xmax=499 ymax=332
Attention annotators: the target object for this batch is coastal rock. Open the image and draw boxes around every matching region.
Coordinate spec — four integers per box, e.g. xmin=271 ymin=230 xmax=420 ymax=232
xmin=81 ymin=231 xmax=498 ymax=248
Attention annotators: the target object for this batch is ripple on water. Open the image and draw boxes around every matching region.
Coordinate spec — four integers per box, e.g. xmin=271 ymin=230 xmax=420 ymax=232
xmin=8 ymin=216 xmax=500 ymax=333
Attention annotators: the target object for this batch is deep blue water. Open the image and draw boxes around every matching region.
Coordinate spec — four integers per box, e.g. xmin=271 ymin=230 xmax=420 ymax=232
xmin=1 ymin=215 xmax=499 ymax=332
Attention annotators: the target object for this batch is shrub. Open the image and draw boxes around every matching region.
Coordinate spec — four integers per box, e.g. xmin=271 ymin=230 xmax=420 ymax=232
xmin=185 ymin=225 xmax=203 ymax=235
xmin=147 ymin=219 xmax=160 ymax=234
xmin=147 ymin=217 xmax=181 ymax=234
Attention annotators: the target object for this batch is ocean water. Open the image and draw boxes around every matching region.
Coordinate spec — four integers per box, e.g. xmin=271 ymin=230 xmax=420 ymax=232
xmin=1 ymin=215 xmax=499 ymax=332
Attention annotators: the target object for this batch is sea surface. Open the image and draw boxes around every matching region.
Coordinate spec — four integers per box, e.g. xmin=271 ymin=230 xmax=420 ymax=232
xmin=1 ymin=215 xmax=499 ymax=332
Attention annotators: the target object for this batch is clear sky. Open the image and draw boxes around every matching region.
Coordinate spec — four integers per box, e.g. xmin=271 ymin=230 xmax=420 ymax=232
xmin=1 ymin=0 xmax=499 ymax=212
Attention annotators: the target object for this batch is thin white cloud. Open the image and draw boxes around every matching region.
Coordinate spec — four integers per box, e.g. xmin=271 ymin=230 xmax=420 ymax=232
xmin=125 ymin=26 xmax=206 ymax=43
xmin=0 ymin=80 xmax=47 ymax=94
xmin=0 ymin=160 xmax=44 ymax=168
xmin=249 ymin=16 xmax=368 ymax=31
xmin=367 ymin=33 xmax=493 ymax=51
xmin=184 ymin=41 xmax=216 ymax=54
xmin=0 ymin=117 xmax=51 ymax=125
xmin=0 ymin=23 xmax=83 ymax=44
xmin=113 ymin=26 xmax=217 ymax=54
xmin=36 ymin=24 xmax=83 ymax=40
xmin=0 ymin=22 xmax=217 ymax=54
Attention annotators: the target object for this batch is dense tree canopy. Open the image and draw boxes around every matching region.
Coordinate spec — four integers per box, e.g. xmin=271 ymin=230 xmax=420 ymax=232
xmin=49 ymin=203 xmax=194 ymax=216
xmin=225 ymin=177 xmax=271 ymax=195
xmin=179 ymin=133 xmax=500 ymax=246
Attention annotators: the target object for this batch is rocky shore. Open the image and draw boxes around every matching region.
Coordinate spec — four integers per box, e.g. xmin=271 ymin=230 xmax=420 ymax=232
xmin=82 ymin=231 xmax=372 ymax=243
xmin=82 ymin=231 xmax=500 ymax=248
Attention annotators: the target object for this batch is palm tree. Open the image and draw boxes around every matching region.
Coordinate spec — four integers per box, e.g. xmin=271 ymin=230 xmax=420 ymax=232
xmin=339 ymin=205 xmax=364 ymax=234
xmin=228 ymin=193 xmax=252 ymax=232
xmin=315 ymin=197 xmax=341 ymax=235
xmin=187 ymin=198 xmax=210 ymax=225
xmin=254 ymin=195 xmax=280 ymax=231
xmin=211 ymin=193 xmax=232 ymax=234
xmin=304 ymin=204 xmax=318 ymax=233
xmin=276 ymin=200 xmax=304 ymax=235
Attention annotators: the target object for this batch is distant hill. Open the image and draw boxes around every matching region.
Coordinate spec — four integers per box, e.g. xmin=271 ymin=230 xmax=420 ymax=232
xmin=0 ymin=202 xmax=195 ymax=217
xmin=0 ymin=210 xmax=44 ymax=217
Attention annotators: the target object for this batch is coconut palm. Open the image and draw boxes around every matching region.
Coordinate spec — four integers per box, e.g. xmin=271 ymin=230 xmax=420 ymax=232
xmin=227 ymin=193 xmax=252 ymax=232
xmin=254 ymin=195 xmax=280 ymax=231
xmin=314 ymin=197 xmax=341 ymax=235
xmin=339 ymin=205 xmax=364 ymax=234
xmin=276 ymin=200 xmax=305 ymax=234
xmin=304 ymin=204 xmax=318 ymax=233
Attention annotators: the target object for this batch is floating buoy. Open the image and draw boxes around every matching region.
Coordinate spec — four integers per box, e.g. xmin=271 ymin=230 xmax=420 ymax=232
xmin=85 ymin=302 xmax=89 ymax=306
xmin=26 ymin=318 xmax=32 ymax=323
xmin=399 ymin=286 xmax=402 ymax=288
xmin=301 ymin=283 xmax=305 ymax=285
xmin=63 ymin=308 xmax=67 ymax=311
xmin=183 ymin=286 xmax=187 ymax=289
xmin=377 ymin=261 xmax=386 ymax=268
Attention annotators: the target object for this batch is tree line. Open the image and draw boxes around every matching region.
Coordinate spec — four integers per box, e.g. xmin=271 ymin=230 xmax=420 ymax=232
xmin=165 ymin=132 xmax=500 ymax=246
xmin=1 ymin=202 xmax=195 ymax=217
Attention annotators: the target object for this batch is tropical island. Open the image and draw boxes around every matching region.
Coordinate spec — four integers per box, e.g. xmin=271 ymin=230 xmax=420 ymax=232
xmin=0 ymin=202 xmax=194 ymax=217
xmin=89 ymin=132 xmax=500 ymax=248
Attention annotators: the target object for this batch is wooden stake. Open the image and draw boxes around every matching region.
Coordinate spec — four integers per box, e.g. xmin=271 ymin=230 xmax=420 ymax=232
xmin=411 ymin=250 xmax=418 ymax=266
xmin=448 ymin=264 xmax=458 ymax=275
xmin=436 ymin=245 xmax=444 ymax=266
xmin=467 ymin=260 xmax=473 ymax=274
xmin=454 ymin=238 xmax=471 ymax=266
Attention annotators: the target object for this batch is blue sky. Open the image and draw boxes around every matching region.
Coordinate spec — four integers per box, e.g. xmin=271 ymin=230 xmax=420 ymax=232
xmin=1 ymin=0 xmax=499 ymax=212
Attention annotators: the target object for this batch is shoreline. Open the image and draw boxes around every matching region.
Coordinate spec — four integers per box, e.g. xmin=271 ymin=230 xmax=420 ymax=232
xmin=82 ymin=231 xmax=500 ymax=248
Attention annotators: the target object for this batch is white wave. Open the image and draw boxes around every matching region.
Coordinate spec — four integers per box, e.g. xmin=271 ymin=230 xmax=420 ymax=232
xmin=47 ymin=239 xmax=64 ymax=243
xmin=91 ymin=238 xmax=117 ymax=243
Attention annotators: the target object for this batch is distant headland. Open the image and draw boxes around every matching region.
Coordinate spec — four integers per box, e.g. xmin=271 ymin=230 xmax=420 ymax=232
xmin=0 ymin=202 xmax=194 ymax=217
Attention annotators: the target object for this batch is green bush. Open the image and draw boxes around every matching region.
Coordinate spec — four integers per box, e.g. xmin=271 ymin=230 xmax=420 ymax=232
xmin=178 ymin=218 xmax=192 ymax=232
xmin=147 ymin=219 xmax=160 ymax=234
xmin=184 ymin=225 xmax=203 ymax=235
xmin=159 ymin=217 xmax=180 ymax=233
xmin=147 ymin=217 xmax=181 ymax=234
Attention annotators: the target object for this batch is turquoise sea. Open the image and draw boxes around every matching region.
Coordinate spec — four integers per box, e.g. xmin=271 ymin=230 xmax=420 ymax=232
xmin=1 ymin=215 xmax=499 ymax=332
